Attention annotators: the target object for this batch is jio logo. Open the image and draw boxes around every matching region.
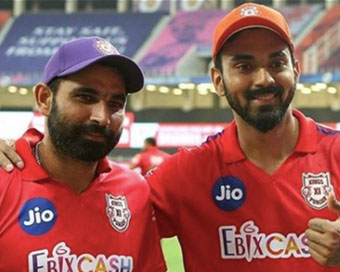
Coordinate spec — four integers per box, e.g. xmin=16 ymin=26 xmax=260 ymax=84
xmin=211 ymin=176 xmax=246 ymax=211
xmin=19 ymin=198 xmax=57 ymax=235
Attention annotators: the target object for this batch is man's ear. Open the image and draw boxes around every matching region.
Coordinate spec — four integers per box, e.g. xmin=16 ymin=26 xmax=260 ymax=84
xmin=34 ymin=83 xmax=54 ymax=116
xmin=210 ymin=66 xmax=226 ymax=97
xmin=293 ymin=58 xmax=301 ymax=82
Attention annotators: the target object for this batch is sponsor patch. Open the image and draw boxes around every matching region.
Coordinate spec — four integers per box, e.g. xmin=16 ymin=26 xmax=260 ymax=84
xmin=212 ymin=176 xmax=246 ymax=211
xmin=301 ymin=172 xmax=333 ymax=210
xmin=28 ymin=242 xmax=133 ymax=272
xmin=219 ymin=221 xmax=310 ymax=261
xmin=19 ymin=198 xmax=57 ymax=236
xmin=106 ymin=194 xmax=131 ymax=232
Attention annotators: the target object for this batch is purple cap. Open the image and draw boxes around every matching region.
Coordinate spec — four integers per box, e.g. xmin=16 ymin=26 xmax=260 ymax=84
xmin=42 ymin=36 xmax=144 ymax=93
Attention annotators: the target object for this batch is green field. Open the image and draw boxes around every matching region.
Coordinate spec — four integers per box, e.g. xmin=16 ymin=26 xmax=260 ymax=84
xmin=161 ymin=237 xmax=185 ymax=272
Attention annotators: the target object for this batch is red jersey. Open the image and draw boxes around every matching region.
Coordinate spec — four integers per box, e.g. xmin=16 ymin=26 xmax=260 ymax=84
xmin=131 ymin=146 xmax=170 ymax=176
xmin=147 ymin=110 xmax=340 ymax=271
xmin=0 ymin=129 xmax=166 ymax=272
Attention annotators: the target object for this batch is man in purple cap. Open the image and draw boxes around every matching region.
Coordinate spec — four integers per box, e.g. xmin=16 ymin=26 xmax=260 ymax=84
xmin=0 ymin=36 xmax=166 ymax=271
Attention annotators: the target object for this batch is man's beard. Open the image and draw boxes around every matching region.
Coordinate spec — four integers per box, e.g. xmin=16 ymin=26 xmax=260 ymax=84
xmin=47 ymin=99 xmax=122 ymax=162
xmin=224 ymin=80 xmax=296 ymax=133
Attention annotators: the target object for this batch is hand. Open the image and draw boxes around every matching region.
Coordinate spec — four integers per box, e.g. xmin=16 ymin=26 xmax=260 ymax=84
xmin=0 ymin=139 xmax=24 ymax=172
xmin=305 ymin=192 xmax=340 ymax=266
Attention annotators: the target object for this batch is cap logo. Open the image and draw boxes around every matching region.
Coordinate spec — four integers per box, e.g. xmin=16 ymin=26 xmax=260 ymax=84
xmin=95 ymin=39 xmax=119 ymax=56
xmin=240 ymin=6 xmax=259 ymax=17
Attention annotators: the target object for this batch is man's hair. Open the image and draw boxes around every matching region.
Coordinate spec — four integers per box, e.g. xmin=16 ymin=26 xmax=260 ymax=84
xmin=145 ymin=137 xmax=156 ymax=146
xmin=215 ymin=49 xmax=224 ymax=72
xmin=47 ymin=77 xmax=63 ymax=94
xmin=215 ymin=32 xmax=241 ymax=72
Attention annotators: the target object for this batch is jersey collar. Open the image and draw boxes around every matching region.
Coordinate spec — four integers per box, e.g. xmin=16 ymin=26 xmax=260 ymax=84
xmin=222 ymin=109 xmax=318 ymax=164
xmin=18 ymin=128 xmax=112 ymax=181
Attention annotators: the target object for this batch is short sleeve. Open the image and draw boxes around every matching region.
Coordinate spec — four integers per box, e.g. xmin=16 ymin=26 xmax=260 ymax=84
xmin=135 ymin=197 xmax=167 ymax=272
xmin=0 ymin=170 xmax=23 ymax=233
xmin=146 ymin=153 xmax=182 ymax=238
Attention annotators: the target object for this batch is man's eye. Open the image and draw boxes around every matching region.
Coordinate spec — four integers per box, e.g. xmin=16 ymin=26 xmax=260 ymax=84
xmin=272 ymin=60 xmax=285 ymax=69
xmin=236 ymin=63 xmax=252 ymax=71
xmin=77 ymin=94 xmax=95 ymax=102
xmin=108 ymin=101 xmax=124 ymax=109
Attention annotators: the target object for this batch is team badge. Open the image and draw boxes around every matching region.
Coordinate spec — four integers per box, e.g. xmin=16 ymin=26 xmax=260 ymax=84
xmin=106 ymin=194 xmax=131 ymax=232
xmin=95 ymin=38 xmax=119 ymax=55
xmin=301 ymin=172 xmax=333 ymax=210
xmin=240 ymin=6 xmax=259 ymax=17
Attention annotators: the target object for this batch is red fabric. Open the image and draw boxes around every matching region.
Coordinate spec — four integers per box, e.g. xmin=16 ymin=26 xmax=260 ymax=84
xmin=147 ymin=110 xmax=340 ymax=271
xmin=131 ymin=146 xmax=170 ymax=176
xmin=0 ymin=129 xmax=166 ymax=272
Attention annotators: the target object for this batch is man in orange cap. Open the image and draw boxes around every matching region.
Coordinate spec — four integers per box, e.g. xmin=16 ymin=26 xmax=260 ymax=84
xmin=148 ymin=3 xmax=340 ymax=271
xmin=1 ymin=3 xmax=340 ymax=272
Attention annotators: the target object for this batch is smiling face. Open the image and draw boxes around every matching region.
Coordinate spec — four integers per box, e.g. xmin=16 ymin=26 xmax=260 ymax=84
xmin=211 ymin=28 xmax=300 ymax=133
xmin=45 ymin=63 xmax=127 ymax=162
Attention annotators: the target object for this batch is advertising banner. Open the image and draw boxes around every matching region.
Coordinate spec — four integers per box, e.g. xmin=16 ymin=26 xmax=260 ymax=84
xmin=0 ymin=12 xmax=163 ymax=85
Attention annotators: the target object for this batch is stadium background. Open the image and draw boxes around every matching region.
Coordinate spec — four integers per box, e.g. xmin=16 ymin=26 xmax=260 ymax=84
xmin=0 ymin=0 xmax=339 ymax=270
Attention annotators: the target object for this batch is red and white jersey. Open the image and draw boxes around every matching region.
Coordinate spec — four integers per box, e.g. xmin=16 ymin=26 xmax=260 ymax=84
xmin=131 ymin=147 xmax=170 ymax=176
xmin=0 ymin=129 xmax=166 ymax=272
xmin=147 ymin=110 xmax=340 ymax=271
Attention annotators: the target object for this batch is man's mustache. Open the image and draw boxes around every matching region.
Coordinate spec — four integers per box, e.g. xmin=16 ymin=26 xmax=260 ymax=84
xmin=245 ymin=86 xmax=284 ymax=100
xmin=77 ymin=123 xmax=114 ymax=139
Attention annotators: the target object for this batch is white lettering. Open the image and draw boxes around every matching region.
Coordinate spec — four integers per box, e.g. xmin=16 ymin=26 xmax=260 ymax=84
xmin=23 ymin=207 xmax=54 ymax=226
xmin=41 ymin=210 xmax=54 ymax=222
xmin=216 ymin=185 xmax=243 ymax=201
xmin=23 ymin=210 xmax=35 ymax=226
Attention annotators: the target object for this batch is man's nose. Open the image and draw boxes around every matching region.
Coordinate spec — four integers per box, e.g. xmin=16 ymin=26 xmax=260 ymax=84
xmin=253 ymin=68 xmax=275 ymax=88
xmin=89 ymin=102 xmax=110 ymax=126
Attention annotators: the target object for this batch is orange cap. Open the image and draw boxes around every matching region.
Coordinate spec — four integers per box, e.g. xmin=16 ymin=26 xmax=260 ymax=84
xmin=212 ymin=3 xmax=294 ymax=61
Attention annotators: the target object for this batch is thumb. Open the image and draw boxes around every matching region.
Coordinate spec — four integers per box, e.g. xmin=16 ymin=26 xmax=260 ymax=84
xmin=328 ymin=192 xmax=340 ymax=216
